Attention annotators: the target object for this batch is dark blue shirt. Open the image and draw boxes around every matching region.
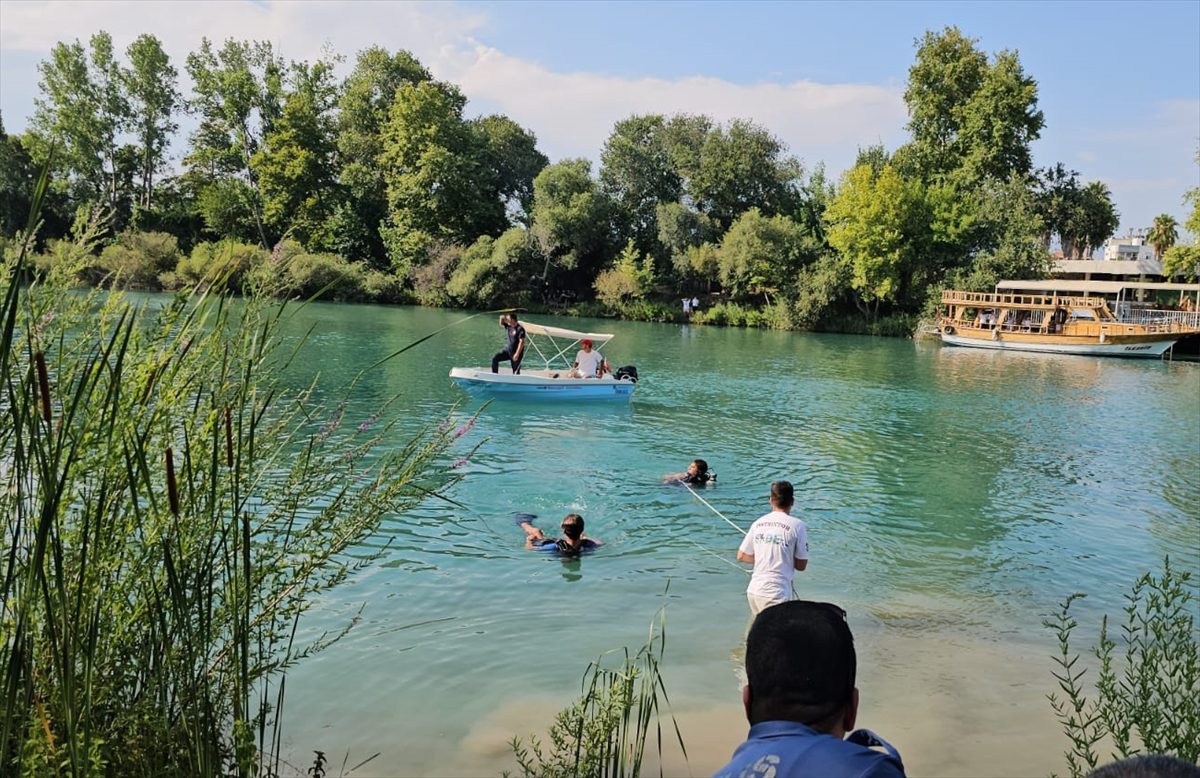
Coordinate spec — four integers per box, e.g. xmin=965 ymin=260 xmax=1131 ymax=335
xmin=506 ymin=323 xmax=526 ymax=353
xmin=713 ymin=721 xmax=905 ymax=778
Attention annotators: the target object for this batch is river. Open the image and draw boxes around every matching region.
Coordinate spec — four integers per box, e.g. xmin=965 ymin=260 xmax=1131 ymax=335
xmin=239 ymin=299 xmax=1199 ymax=777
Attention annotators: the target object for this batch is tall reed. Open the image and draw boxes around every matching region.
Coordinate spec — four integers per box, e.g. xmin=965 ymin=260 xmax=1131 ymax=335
xmin=507 ymin=613 xmax=687 ymax=778
xmin=1 ymin=180 xmax=470 ymax=775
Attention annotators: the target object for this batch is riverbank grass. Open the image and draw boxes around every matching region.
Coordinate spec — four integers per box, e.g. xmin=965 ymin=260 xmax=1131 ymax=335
xmin=1 ymin=181 xmax=467 ymax=775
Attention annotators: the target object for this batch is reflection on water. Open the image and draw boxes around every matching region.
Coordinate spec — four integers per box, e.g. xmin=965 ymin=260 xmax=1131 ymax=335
xmin=236 ymin=300 xmax=1198 ymax=777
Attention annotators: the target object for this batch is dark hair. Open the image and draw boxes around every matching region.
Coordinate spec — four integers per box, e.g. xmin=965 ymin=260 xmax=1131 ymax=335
xmin=685 ymin=459 xmax=711 ymax=485
xmin=770 ymin=480 xmax=794 ymax=508
xmin=509 ymin=311 xmax=519 ymax=321
xmin=561 ymin=513 xmax=584 ymax=539
xmin=745 ymin=601 xmax=855 ymax=730
xmin=1088 ymin=756 xmax=1200 ymax=778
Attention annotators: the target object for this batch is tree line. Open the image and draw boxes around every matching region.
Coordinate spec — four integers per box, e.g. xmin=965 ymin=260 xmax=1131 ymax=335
xmin=0 ymin=27 xmax=1160 ymax=331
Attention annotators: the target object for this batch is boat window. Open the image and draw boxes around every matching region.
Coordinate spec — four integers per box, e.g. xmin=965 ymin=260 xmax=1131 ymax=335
xmin=1068 ymin=309 xmax=1097 ymax=320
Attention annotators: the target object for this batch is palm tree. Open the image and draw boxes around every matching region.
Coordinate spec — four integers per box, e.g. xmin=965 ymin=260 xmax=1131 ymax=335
xmin=1147 ymin=213 xmax=1179 ymax=260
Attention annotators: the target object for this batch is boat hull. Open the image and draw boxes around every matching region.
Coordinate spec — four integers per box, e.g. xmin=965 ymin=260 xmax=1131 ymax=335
xmin=939 ymin=330 xmax=1178 ymax=358
xmin=449 ymin=367 xmax=636 ymax=400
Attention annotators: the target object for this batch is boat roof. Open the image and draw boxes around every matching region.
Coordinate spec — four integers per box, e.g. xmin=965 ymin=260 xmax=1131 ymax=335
xmin=996 ymin=280 xmax=1200 ymax=293
xmin=521 ymin=321 xmax=615 ymax=346
xmin=518 ymin=320 xmax=615 ymax=370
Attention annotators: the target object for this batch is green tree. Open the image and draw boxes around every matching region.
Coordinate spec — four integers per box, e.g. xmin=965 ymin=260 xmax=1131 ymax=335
xmin=690 ymin=119 xmax=802 ymax=231
xmin=470 ymin=114 xmax=548 ymax=232
xmin=1033 ymin=166 xmax=1118 ymax=259
xmin=1147 ymin=213 xmax=1179 ymax=260
xmin=529 ymin=158 xmax=612 ymax=289
xmin=1162 ymin=162 xmax=1200 ymax=281
xmin=252 ymin=58 xmax=341 ymax=249
xmin=948 ymin=175 xmax=1050 ymax=292
xmin=184 ymin=38 xmax=285 ymax=248
xmin=824 ymin=163 xmax=926 ymax=317
xmin=1077 ymin=181 xmax=1119 ymax=259
xmin=0 ymin=116 xmax=37 ymax=236
xmin=27 ymin=34 xmax=130 ymax=207
xmin=123 ymin=34 xmax=179 ymax=210
xmin=337 ymin=47 xmax=433 ymax=265
xmin=717 ymin=208 xmax=809 ymax=304
xmin=600 ymin=114 xmax=681 ymax=258
xmin=377 ymin=80 xmax=484 ymax=269
xmin=900 ymin=26 xmax=1044 ymax=183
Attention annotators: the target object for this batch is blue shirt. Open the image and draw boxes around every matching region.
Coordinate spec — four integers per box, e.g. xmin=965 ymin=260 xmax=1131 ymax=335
xmin=713 ymin=721 xmax=905 ymax=778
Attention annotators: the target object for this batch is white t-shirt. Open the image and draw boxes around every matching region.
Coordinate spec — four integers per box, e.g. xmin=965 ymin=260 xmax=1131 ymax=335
xmin=575 ymin=348 xmax=603 ymax=377
xmin=738 ymin=510 xmax=809 ymax=600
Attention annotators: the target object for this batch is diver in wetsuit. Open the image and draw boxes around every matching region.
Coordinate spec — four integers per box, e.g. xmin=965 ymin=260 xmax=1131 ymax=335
xmin=516 ymin=513 xmax=601 ymax=555
xmin=663 ymin=459 xmax=716 ymax=485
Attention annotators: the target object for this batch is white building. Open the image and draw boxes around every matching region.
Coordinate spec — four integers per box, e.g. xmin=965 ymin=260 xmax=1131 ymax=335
xmin=1101 ymin=232 xmax=1157 ymax=263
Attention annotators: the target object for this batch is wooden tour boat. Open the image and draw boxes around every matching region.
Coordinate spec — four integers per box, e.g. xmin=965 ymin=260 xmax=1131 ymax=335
xmin=937 ymin=289 xmax=1200 ymax=358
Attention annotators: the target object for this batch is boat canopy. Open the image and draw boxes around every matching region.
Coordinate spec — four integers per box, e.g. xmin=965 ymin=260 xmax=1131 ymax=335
xmin=521 ymin=321 xmax=614 ymax=346
xmin=996 ymin=280 xmax=1200 ymax=294
xmin=519 ymin=320 xmax=616 ymax=370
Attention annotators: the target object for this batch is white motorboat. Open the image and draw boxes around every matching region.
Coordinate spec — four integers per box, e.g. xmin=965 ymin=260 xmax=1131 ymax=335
xmin=450 ymin=321 xmax=638 ymax=400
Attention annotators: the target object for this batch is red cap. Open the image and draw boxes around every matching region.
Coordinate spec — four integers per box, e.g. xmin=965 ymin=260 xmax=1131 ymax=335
xmin=581 ymin=339 xmax=593 ymax=346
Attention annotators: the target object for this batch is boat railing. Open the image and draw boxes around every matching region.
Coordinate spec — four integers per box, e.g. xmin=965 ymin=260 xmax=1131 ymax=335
xmin=941 ymin=290 xmax=1104 ymax=308
xmin=1113 ymin=304 xmax=1200 ymax=329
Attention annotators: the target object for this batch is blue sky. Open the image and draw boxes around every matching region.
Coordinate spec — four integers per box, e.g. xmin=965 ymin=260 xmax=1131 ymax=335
xmin=1 ymin=0 xmax=1197 ymax=235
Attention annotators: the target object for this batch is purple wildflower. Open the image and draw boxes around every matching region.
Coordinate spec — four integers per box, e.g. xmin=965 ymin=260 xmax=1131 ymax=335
xmin=454 ymin=418 xmax=476 ymax=438
xmin=270 ymin=242 xmax=285 ymax=265
xmin=451 ymin=458 xmax=468 ymax=469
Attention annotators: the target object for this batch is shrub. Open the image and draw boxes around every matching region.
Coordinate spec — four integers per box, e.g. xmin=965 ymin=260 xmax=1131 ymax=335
xmin=693 ymin=302 xmax=766 ymax=328
xmin=97 ymin=231 xmax=182 ymax=289
xmin=362 ymin=269 xmax=407 ymax=304
xmin=411 ymin=242 xmax=464 ymax=307
xmin=281 ymin=250 xmax=366 ymax=301
xmin=1044 ymin=557 xmax=1199 ymax=778
xmin=175 ymin=239 xmax=269 ymax=292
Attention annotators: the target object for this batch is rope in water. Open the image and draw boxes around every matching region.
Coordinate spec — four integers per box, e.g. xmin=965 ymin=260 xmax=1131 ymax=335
xmin=685 ymin=483 xmax=747 ymax=535
xmin=681 ymin=483 xmax=752 ymax=576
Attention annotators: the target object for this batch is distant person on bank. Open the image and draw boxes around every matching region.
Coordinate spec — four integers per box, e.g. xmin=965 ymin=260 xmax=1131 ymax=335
xmin=492 ymin=313 xmax=526 ymax=374
xmin=713 ymin=600 xmax=906 ymax=778
xmin=737 ymin=480 xmax=808 ymax=615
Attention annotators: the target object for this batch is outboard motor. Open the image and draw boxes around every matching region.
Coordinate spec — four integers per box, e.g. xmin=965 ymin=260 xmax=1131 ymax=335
xmin=614 ymin=365 xmax=638 ymax=383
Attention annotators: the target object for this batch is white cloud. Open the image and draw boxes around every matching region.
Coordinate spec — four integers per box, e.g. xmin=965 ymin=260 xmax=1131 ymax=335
xmin=441 ymin=42 xmax=908 ymax=172
xmin=0 ymin=0 xmax=906 ymax=175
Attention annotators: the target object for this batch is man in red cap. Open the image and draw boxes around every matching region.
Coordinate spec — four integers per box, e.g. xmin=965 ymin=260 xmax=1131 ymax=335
xmin=569 ymin=338 xmax=604 ymax=378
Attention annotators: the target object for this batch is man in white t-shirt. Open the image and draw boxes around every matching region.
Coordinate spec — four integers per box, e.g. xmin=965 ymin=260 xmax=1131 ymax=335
xmin=570 ymin=338 xmax=604 ymax=378
xmin=737 ymin=481 xmax=809 ymax=615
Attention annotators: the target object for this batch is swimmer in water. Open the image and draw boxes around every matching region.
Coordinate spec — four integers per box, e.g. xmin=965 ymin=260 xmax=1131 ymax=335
xmin=516 ymin=513 xmax=602 ymax=555
xmin=663 ymin=458 xmax=715 ymax=486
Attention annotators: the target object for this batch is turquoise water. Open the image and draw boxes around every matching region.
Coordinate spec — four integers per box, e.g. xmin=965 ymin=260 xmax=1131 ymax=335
xmin=257 ymin=301 xmax=1198 ymax=777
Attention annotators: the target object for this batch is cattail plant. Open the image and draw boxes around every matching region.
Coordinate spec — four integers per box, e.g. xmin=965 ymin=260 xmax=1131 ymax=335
xmin=1 ymin=174 xmax=474 ymax=776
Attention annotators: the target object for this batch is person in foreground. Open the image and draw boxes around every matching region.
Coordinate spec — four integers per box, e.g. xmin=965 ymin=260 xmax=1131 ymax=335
xmin=491 ymin=313 xmax=526 ymax=374
xmin=714 ymin=601 xmax=906 ymax=778
xmin=515 ymin=513 xmax=602 ymax=555
xmin=737 ymin=480 xmax=808 ymax=615
xmin=663 ymin=458 xmax=716 ymax=485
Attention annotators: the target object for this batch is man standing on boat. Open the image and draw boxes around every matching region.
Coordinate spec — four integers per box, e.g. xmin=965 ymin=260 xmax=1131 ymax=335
xmin=737 ymin=481 xmax=809 ymax=615
xmin=492 ymin=313 xmax=526 ymax=374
